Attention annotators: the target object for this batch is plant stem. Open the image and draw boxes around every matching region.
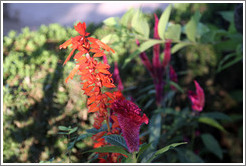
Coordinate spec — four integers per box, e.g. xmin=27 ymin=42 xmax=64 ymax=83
xmin=106 ymin=110 xmax=111 ymax=132
xmin=132 ymin=152 xmax=137 ymax=163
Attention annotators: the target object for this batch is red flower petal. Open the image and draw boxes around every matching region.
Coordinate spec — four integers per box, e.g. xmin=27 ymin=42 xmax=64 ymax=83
xmin=188 ymin=80 xmax=205 ymax=111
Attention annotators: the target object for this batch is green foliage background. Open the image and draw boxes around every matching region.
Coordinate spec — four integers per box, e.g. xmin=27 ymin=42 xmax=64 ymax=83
xmin=3 ymin=3 xmax=243 ymax=163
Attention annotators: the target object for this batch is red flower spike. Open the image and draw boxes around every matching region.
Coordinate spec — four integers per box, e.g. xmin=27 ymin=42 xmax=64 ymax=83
xmin=87 ymin=37 xmax=115 ymax=53
xmin=136 ymin=39 xmax=154 ymax=77
xmin=74 ymin=22 xmax=90 ymax=36
xmin=163 ymin=39 xmax=172 ymax=68
xmin=188 ymin=81 xmax=205 ymax=112
xmin=111 ymin=99 xmax=149 ymax=153
xmin=153 ymin=14 xmax=161 ymax=78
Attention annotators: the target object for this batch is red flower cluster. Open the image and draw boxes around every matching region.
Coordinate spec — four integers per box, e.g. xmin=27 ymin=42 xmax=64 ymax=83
xmin=60 ymin=22 xmax=149 ymax=162
xmin=188 ymin=81 xmax=205 ymax=112
xmin=136 ymin=13 xmax=178 ymax=106
xmin=111 ymin=98 xmax=149 ymax=153
xmin=60 ymin=22 xmax=116 ymax=130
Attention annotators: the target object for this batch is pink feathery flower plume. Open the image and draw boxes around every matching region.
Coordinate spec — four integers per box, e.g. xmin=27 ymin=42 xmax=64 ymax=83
xmin=111 ymin=99 xmax=149 ymax=153
xmin=136 ymin=13 xmax=174 ymax=106
xmin=188 ymin=81 xmax=205 ymax=112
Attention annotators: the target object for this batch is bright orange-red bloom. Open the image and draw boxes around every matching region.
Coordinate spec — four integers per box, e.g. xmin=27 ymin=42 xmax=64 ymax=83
xmin=60 ymin=22 xmax=116 ymax=129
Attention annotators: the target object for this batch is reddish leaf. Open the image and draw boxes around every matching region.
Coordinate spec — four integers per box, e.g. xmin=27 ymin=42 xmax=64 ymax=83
xmin=63 ymin=48 xmax=76 ymax=66
xmin=93 ymin=52 xmax=105 ymax=58
xmin=87 ymin=95 xmax=96 ymax=105
xmin=102 ymin=82 xmax=116 ymax=88
xmin=65 ymin=65 xmax=79 ymax=83
xmin=98 ymin=69 xmax=111 ymax=75
xmin=59 ymin=38 xmax=72 ymax=49
xmin=88 ymin=102 xmax=99 ymax=113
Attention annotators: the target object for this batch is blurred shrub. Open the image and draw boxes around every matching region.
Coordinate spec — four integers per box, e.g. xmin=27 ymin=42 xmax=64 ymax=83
xmin=3 ymin=23 xmax=101 ymax=162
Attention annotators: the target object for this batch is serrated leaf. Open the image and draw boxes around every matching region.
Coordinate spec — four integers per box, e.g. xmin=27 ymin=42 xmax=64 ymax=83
xmin=85 ymin=146 xmax=131 ymax=157
xmin=146 ymin=142 xmax=187 ymax=162
xmin=201 ymin=134 xmax=223 ymax=159
xmin=198 ymin=117 xmax=227 ymax=133
xmin=103 ymin=134 xmax=128 ymax=150
xmin=165 ymin=24 xmax=181 ymax=41
xmin=171 ymin=42 xmax=192 ymax=54
xmin=158 ymin=5 xmax=172 ymax=40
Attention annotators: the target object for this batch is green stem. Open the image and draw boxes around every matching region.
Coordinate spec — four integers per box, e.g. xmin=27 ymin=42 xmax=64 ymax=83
xmin=106 ymin=110 xmax=111 ymax=132
xmin=132 ymin=152 xmax=137 ymax=163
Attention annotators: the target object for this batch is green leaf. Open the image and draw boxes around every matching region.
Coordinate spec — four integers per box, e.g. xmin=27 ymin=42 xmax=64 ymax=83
xmin=122 ymin=39 xmax=164 ymax=68
xmin=103 ymin=134 xmax=128 ymax=151
xmin=197 ymin=23 xmax=209 ymax=39
xmin=175 ymin=148 xmax=204 ymax=163
xmin=139 ymin=39 xmax=164 ymax=52
xmin=169 ymin=81 xmax=184 ymax=93
xmin=86 ymin=128 xmax=98 ymax=134
xmin=185 ymin=11 xmax=201 ymax=42
xmin=201 ymin=134 xmax=223 ymax=159
xmin=58 ymin=126 xmax=69 ymax=131
xmin=76 ymin=133 xmax=92 ymax=142
xmin=68 ymin=127 xmax=78 ymax=134
xmin=165 ymin=24 xmax=181 ymax=42
xmin=137 ymin=143 xmax=152 ymax=160
xmin=158 ymin=5 xmax=172 ymax=40
xmin=218 ymin=11 xmax=234 ymax=23
xmin=85 ymin=146 xmax=131 ymax=157
xmin=146 ymin=142 xmax=187 ymax=162
xmin=120 ymin=8 xmax=135 ymax=27
xmin=101 ymin=34 xmax=118 ymax=44
xmin=148 ymin=113 xmax=162 ymax=150
xmin=201 ymin=112 xmax=231 ymax=121
xmin=103 ymin=17 xmax=119 ymax=26
xmin=198 ymin=117 xmax=227 ymax=133
xmin=171 ymin=42 xmax=192 ymax=54
xmin=67 ymin=141 xmax=75 ymax=150
xmin=131 ymin=9 xmax=149 ymax=38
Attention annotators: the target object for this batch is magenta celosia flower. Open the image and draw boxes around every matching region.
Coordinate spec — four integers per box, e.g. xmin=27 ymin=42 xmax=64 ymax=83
xmin=163 ymin=39 xmax=172 ymax=68
xmin=188 ymin=81 xmax=205 ymax=112
xmin=136 ymin=39 xmax=154 ymax=77
xmin=111 ymin=99 xmax=149 ymax=153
